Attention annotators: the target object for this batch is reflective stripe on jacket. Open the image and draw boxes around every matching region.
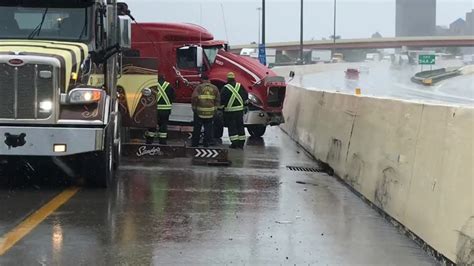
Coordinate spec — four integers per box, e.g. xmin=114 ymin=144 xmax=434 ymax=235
xmin=157 ymin=81 xmax=172 ymax=110
xmin=224 ymin=83 xmax=244 ymax=112
xmin=192 ymin=82 xmax=220 ymax=119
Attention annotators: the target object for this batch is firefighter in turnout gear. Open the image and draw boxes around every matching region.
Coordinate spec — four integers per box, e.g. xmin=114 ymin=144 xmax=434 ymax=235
xmin=145 ymin=74 xmax=175 ymax=145
xmin=221 ymin=72 xmax=248 ymax=149
xmin=191 ymin=75 xmax=220 ymax=147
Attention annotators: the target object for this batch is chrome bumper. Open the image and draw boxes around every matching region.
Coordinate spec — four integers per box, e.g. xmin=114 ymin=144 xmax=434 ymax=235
xmin=244 ymin=110 xmax=284 ymax=126
xmin=0 ymin=126 xmax=104 ymax=156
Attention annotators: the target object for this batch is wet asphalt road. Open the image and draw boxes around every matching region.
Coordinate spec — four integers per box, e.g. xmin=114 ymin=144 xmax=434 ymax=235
xmin=0 ymin=127 xmax=437 ymax=265
xmin=296 ymin=61 xmax=474 ymax=106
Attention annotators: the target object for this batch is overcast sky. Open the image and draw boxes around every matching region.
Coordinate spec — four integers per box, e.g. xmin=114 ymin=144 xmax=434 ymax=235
xmin=127 ymin=0 xmax=473 ymax=45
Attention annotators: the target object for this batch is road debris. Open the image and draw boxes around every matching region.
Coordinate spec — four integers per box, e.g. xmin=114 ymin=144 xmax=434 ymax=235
xmin=296 ymin=181 xmax=319 ymax=187
xmin=275 ymin=221 xmax=293 ymax=224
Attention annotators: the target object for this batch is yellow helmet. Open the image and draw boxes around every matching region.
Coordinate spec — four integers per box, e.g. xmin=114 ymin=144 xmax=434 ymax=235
xmin=227 ymin=72 xmax=235 ymax=79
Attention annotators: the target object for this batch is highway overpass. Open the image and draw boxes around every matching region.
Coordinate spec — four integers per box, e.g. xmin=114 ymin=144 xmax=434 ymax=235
xmin=230 ymin=35 xmax=474 ymax=53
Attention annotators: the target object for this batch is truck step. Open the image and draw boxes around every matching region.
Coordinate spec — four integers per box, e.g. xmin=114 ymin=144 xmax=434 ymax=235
xmin=122 ymin=143 xmax=230 ymax=166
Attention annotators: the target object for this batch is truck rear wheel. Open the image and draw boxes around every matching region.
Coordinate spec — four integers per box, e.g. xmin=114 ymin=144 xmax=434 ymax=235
xmin=86 ymin=134 xmax=115 ymax=188
xmin=247 ymin=125 xmax=267 ymax=138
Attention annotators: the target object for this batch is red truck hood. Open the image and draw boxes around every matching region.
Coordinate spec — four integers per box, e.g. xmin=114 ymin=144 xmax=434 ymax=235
xmin=132 ymin=23 xmax=213 ymax=43
xmin=215 ymin=50 xmax=276 ymax=84
xmin=211 ymin=50 xmax=286 ymax=112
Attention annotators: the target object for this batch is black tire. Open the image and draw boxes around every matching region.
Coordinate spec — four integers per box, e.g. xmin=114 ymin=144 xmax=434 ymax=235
xmin=113 ymin=114 xmax=122 ymax=170
xmin=113 ymin=135 xmax=121 ymax=170
xmin=86 ymin=134 xmax=115 ymax=188
xmin=0 ymin=157 xmax=14 ymax=185
xmin=247 ymin=125 xmax=267 ymax=137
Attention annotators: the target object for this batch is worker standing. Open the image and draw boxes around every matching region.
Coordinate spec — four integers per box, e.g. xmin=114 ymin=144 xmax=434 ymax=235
xmin=191 ymin=75 xmax=220 ymax=147
xmin=221 ymin=72 xmax=248 ymax=149
xmin=145 ymin=74 xmax=175 ymax=145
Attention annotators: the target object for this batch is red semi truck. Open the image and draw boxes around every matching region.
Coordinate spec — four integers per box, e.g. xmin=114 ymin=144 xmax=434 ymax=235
xmin=129 ymin=22 xmax=287 ymax=137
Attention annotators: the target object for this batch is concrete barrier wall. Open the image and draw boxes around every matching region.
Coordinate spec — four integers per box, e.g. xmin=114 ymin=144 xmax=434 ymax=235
xmin=461 ymin=65 xmax=474 ymax=75
xmin=274 ymin=62 xmax=364 ymax=77
xmin=281 ymin=85 xmax=473 ymax=264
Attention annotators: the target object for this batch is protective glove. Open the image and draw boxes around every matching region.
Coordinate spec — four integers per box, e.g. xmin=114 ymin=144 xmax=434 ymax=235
xmin=216 ymin=109 xmax=224 ymax=118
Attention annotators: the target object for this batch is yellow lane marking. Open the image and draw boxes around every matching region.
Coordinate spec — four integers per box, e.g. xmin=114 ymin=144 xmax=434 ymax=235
xmin=0 ymin=187 xmax=80 ymax=256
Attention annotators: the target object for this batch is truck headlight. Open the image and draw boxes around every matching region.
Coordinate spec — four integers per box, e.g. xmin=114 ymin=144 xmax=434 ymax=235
xmin=142 ymin=88 xmax=152 ymax=97
xmin=248 ymin=93 xmax=263 ymax=107
xmin=68 ymin=88 xmax=102 ymax=104
xmin=39 ymin=101 xmax=53 ymax=113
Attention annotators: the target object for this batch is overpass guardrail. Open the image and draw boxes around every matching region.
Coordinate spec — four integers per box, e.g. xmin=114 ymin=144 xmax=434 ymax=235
xmin=411 ymin=68 xmax=462 ymax=86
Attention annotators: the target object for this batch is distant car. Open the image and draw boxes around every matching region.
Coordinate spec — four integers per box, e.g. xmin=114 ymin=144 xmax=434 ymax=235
xmin=311 ymin=50 xmax=332 ymax=63
xmin=240 ymin=48 xmax=258 ymax=58
xmin=332 ymin=53 xmax=344 ymax=63
xmin=365 ymin=53 xmax=380 ymax=62
xmin=382 ymin=55 xmax=392 ymax=62
xmin=463 ymin=54 xmax=474 ymax=65
xmin=345 ymin=68 xmax=360 ymax=80
xmin=359 ymin=66 xmax=370 ymax=74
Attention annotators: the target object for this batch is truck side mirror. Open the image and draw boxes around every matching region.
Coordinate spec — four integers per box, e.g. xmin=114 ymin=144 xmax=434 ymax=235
xmin=288 ymin=71 xmax=295 ymax=82
xmin=118 ymin=16 xmax=131 ymax=49
xmin=196 ymin=46 xmax=204 ymax=69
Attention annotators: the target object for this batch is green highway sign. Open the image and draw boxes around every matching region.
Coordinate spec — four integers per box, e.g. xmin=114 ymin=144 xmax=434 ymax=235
xmin=419 ymin=54 xmax=436 ymax=65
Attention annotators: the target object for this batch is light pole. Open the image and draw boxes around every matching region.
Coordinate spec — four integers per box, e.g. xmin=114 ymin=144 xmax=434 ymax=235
xmin=332 ymin=0 xmax=337 ymax=59
xmin=262 ymin=0 xmax=265 ymax=45
xmin=257 ymin=7 xmax=262 ymax=44
xmin=300 ymin=0 xmax=304 ymax=63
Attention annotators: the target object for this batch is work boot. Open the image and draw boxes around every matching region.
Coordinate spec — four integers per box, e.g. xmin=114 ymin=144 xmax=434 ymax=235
xmin=145 ymin=137 xmax=154 ymax=145
xmin=211 ymin=138 xmax=222 ymax=145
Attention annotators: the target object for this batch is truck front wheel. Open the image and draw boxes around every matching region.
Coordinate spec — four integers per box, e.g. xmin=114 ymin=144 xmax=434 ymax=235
xmin=0 ymin=157 xmax=15 ymax=185
xmin=247 ymin=125 xmax=267 ymax=137
xmin=85 ymin=134 xmax=115 ymax=188
xmin=113 ymin=113 xmax=122 ymax=170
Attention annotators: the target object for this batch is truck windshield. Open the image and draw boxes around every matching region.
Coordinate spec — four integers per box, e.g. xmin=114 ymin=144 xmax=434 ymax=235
xmin=0 ymin=6 xmax=91 ymax=41
xmin=204 ymin=47 xmax=220 ymax=64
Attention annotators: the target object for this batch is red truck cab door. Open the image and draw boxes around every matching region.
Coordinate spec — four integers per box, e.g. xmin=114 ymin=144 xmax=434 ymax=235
xmin=174 ymin=46 xmax=205 ymax=100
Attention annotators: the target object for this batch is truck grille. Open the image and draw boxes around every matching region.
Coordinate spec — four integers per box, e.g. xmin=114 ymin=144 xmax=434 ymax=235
xmin=0 ymin=63 xmax=54 ymax=120
xmin=267 ymin=86 xmax=286 ymax=108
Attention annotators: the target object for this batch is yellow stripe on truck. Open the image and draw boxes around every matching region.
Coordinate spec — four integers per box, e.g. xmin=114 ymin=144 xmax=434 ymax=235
xmin=1 ymin=40 xmax=88 ymax=61
xmin=117 ymin=74 xmax=159 ymax=117
xmin=0 ymin=40 xmax=88 ymax=66
xmin=0 ymin=40 xmax=89 ymax=90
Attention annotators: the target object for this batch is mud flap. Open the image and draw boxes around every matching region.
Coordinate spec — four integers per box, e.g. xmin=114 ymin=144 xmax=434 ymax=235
xmin=122 ymin=143 xmax=231 ymax=166
xmin=118 ymin=57 xmax=159 ymax=129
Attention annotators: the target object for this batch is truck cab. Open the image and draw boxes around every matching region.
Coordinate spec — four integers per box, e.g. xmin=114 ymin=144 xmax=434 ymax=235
xmin=131 ymin=22 xmax=286 ymax=137
xmin=0 ymin=0 xmax=130 ymax=187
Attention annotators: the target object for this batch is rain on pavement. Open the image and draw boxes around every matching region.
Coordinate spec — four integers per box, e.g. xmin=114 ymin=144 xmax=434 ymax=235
xmin=0 ymin=128 xmax=436 ymax=265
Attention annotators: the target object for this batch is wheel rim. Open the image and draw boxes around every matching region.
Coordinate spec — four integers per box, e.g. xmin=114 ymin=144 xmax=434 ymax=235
xmin=117 ymin=136 xmax=122 ymax=158
xmin=107 ymin=138 xmax=113 ymax=185
xmin=108 ymin=145 xmax=113 ymax=172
